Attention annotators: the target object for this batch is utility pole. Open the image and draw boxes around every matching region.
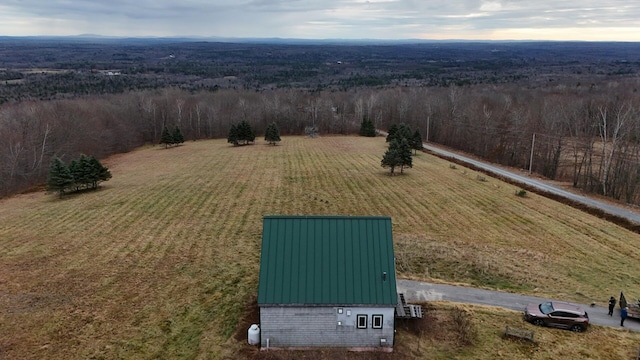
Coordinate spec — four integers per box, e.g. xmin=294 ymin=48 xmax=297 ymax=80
xmin=529 ymin=133 xmax=536 ymax=175
xmin=425 ymin=115 xmax=430 ymax=142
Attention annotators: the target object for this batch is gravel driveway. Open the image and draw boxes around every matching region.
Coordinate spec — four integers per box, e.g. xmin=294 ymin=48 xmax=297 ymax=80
xmin=398 ymin=279 xmax=640 ymax=331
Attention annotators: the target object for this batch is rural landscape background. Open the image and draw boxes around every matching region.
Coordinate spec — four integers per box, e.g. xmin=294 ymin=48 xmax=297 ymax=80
xmin=3 ymin=136 xmax=640 ymax=359
xmin=2 ymin=38 xmax=640 ymax=359
xmin=2 ymin=40 xmax=640 ymax=204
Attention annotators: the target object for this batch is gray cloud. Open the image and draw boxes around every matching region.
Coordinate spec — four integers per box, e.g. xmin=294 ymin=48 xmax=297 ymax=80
xmin=1 ymin=0 xmax=639 ymax=40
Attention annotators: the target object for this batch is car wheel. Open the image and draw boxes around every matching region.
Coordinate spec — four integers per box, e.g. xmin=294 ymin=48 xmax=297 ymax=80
xmin=533 ymin=319 xmax=545 ymax=327
xmin=570 ymin=325 xmax=584 ymax=333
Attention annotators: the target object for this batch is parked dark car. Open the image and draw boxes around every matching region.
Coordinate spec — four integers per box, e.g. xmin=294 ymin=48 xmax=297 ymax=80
xmin=524 ymin=301 xmax=589 ymax=332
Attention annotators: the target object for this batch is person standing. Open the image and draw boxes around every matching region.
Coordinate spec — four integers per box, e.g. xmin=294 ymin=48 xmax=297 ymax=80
xmin=621 ymin=307 xmax=628 ymax=327
xmin=608 ymin=296 xmax=617 ymax=316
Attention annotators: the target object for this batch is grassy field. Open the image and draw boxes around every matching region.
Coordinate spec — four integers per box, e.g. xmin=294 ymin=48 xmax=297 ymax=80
xmin=2 ymin=136 xmax=640 ymax=359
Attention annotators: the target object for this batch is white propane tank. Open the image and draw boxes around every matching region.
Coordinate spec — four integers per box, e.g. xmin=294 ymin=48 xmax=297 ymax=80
xmin=247 ymin=324 xmax=260 ymax=345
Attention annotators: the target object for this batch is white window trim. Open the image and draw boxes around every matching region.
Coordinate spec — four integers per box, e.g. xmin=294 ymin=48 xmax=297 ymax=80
xmin=357 ymin=314 xmax=368 ymax=329
xmin=372 ymin=314 xmax=383 ymax=329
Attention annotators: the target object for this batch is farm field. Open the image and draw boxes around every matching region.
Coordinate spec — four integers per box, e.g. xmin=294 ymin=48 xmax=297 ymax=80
xmin=2 ymin=135 xmax=640 ymax=359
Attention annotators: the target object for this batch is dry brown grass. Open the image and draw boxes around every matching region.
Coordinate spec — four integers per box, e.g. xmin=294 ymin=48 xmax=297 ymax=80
xmin=2 ymin=135 xmax=640 ymax=359
xmin=235 ymin=302 xmax=640 ymax=360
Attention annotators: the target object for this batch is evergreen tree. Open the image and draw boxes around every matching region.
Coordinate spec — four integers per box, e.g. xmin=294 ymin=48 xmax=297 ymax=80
xmin=46 ymin=157 xmax=74 ymax=197
xmin=88 ymin=156 xmax=112 ymax=189
xmin=86 ymin=157 xmax=99 ymax=190
xmin=264 ymin=122 xmax=281 ymax=145
xmin=77 ymin=155 xmax=94 ymax=189
xmin=246 ymin=122 xmax=256 ymax=143
xmin=396 ymin=123 xmax=413 ymax=142
xmin=227 ymin=124 xmax=239 ymax=146
xmin=160 ymin=126 xmax=173 ymax=148
xmin=381 ymin=138 xmax=413 ymax=175
xmin=359 ymin=118 xmax=367 ymax=136
xmin=238 ymin=121 xmax=249 ymax=144
xmin=172 ymin=126 xmax=185 ymax=145
xmin=68 ymin=159 xmax=81 ymax=191
xmin=47 ymin=155 xmax=112 ymax=197
xmin=411 ymin=129 xmax=423 ymax=154
xmin=229 ymin=120 xmax=255 ymax=146
xmin=359 ymin=117 xmax=376 ymax=137
xmin=386 ymin=124 xmax=398 ymax=142
xmin=237 ymin=120 xmax=256 ymax=144
xmin=381 ymin=140 xmax=401 ymax=175
xmin=387 ymin=123 xmax=412 ymax=144
xmin=68 ymin=155 xmax=91 ymax=190
xmin=398 ymin=138 xmax=413 ymax=174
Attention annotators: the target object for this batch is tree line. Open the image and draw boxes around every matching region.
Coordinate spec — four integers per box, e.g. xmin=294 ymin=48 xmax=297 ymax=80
xmin=2 ymin=78 xmax=640 ymax=204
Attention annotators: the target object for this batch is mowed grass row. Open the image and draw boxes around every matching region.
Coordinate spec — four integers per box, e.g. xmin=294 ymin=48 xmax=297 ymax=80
xmin=2 ymin=136 xmax=640 ymax=359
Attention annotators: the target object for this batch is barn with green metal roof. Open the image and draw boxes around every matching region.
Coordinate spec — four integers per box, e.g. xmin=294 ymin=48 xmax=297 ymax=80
xmin=257 ymin=215 xmax=398 ymax=350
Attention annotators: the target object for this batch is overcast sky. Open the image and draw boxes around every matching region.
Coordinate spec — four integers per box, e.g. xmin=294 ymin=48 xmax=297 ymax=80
xmin=1 ymin=1 xmax=639 ymax=41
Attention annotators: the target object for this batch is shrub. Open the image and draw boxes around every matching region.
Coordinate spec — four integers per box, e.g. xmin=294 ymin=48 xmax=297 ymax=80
xmin=515 ymin=189 xmax=527 ymax=197
xmin=451 ymin=306 xmax=478 ymax=346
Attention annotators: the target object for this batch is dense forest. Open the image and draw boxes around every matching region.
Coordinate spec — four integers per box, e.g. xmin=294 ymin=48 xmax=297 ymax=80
xmin=1 ymin=39 xmax=640 ymax=204
xmin=2 ymin=80 xmax=640 ymax=203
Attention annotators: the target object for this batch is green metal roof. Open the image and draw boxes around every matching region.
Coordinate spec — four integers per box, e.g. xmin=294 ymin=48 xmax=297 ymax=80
xmin=257 ymin=215 xmax=397 ymax=306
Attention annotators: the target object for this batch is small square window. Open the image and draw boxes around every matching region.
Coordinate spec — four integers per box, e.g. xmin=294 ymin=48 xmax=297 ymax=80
xmin=337 ymin=308 xmax=343 ymax=314
xmin=372 ymin=315 xmax=383 ymax=329
xmin=346 ymin=310 xmax=351 ymax=316
xmin=337 ymin=321 xmax=342 ymax=326
xmin=357 ymin=314 xmax=367 ymax=329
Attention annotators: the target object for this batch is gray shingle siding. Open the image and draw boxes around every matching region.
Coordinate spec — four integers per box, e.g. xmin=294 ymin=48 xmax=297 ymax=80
xmin=260 ymin=306 xmax=395 ymax=348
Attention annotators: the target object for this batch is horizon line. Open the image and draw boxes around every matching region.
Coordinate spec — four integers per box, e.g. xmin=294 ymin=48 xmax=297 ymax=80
xmin=0 ymin=34 xmax=638 ymax=43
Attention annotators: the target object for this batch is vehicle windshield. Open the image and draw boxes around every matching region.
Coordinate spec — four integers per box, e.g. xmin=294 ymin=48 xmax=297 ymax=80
xmin=539 ymin=302 xmax=554 ymax=315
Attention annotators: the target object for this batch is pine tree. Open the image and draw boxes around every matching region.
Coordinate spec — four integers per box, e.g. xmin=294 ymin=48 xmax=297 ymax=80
xmin=396 ymin=123 xmax=412 ymax=142
xmin=264 ymin=122 xmax=281 ymax=145
xmin=160 ymin=126 xmax=173 ymax=148
xmin=229 ymin=120 xmax=256 ymax=145
xmin=46 ymin=157 xmax=74 ymax=197
xmin=381 ymin=140 xmax=401 ymax=175
xmin=77 ymin=155 xmax=93 ymax=189
xmin=68 ymin=156 xmax=90 ymax=190
xmin=411 ymin=129 xmax=423 ymax=154
xmin=246 ymin=122 xmax=256 ymax=143
xmin=47 ymin=155 xmax=111 ymax=197
xmin=359 ymin=117 xmax=376 ymax=137
xmin=386 ymin=124 xmax=398 ymax=142
xmin=88 ymin=156 xmax=112 ymax=189
xmin=68 ymin=159 xmax=81 ymax=191
xmin=398 ymin=138 xmax=413 ymax=174
xmin=227 ymin=124 xmax=239 ymax=146
xmin=238 ymin=121 xmax=249 ymax=144
xmin=237 ymin=120 xmax=255 ymax=144
xmin=172 ymin=126 xmax=185 ymax=145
